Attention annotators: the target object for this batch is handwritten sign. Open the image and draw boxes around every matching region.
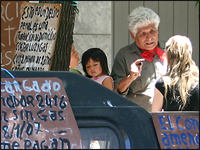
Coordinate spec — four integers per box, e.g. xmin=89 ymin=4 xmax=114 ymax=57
xmin=1 ymin=77 xmax=84 ymax=149
xmin=11 ymin=2 xmax=61 ymax=71
xmin=151 ymin=112 xmax=199 ymax=149
xmin=1 ymin=1 xmax=25 ymax=70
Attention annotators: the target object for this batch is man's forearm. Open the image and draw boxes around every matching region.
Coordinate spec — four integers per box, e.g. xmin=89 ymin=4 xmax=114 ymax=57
xmin=117 ymin=75 xmax=134 ymax=93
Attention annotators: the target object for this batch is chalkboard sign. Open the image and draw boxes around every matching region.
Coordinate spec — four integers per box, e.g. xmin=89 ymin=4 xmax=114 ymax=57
xmin=1 ymin=77 xmax=84 ymax=149
xmin=11 ymin=2 xmax=61 ymax=71
xmin=151 ymin=111 xmax=199 ymax=149
xmin=1 ymin=1 xmax=26 ymax=70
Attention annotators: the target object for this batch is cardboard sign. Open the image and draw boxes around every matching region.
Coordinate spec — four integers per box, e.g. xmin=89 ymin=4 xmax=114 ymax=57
xmin=151 ymin=112 xmax=199 ymax=149
xmin=1 ymin=77 xmax=84 ymax=149
xmin=1 ymin=1 xmax=26 ymax=70
xmin=11 ymin=2 xmax=61 ymax=71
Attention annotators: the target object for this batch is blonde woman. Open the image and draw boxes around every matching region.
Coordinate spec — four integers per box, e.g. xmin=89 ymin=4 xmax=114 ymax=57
xmin=152 ymin=35 xmax=199 ymax=111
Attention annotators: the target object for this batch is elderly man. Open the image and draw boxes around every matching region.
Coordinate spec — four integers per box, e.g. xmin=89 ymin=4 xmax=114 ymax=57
xmin=111 ymin=6 xmax=167 ymax=112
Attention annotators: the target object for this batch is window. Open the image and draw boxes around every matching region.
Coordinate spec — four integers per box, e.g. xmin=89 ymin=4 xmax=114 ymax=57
xmin=79 ymin=127 xmax=119 ymax=149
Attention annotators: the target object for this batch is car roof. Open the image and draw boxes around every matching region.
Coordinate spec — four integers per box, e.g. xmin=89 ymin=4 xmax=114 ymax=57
xmin=1 ymin=70 xmax=140 ymax=108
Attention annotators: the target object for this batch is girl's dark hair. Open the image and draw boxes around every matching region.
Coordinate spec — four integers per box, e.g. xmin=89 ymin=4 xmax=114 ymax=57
xmin=81 ymin=48 xmax=109 ymax=78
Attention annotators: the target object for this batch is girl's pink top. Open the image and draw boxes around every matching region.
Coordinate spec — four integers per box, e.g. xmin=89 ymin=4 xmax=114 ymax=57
xmin=91 ymin=75 xmax=113 ymax=85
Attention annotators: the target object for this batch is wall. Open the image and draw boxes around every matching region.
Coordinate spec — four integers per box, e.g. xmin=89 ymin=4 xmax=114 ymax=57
xmin=73 ymin=1 xmax=112 ymax=75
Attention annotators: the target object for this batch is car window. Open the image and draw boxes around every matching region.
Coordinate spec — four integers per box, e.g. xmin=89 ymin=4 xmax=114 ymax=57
xmin=79 ymin=127 xmax=119 ymax=149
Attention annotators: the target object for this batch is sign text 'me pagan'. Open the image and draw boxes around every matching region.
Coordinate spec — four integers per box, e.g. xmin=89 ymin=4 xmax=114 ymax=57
xmin=1 ymin=77 xmax=83 ymax=149
xmin=151 ymin=112 xmax=199 ymax=149
xmin=11 ymin=2 xmax=61 ymax=71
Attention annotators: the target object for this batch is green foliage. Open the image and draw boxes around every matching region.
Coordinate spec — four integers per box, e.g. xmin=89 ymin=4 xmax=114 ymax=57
xmin=195 ymin=1 xmax=199 ymax=7
xmin=196 ymin=1 xmax=199 ymax=18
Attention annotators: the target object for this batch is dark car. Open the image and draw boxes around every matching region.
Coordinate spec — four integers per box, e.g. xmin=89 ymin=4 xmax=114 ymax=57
xmin=1 ymin=70 xmax=160 ymax=149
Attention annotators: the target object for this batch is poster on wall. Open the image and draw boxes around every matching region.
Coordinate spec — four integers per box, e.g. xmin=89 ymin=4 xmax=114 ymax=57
xmin=1 ymin=1 xmax=26 ymax=70
xmin=11 ymin=1 xmax=61 ymax=71
xmin=1 ymin=77 xmax=84 ymax=149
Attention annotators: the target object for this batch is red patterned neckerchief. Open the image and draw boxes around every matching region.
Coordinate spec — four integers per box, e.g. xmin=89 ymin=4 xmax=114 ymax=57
xmin=140 ymin=46 xmax=166 ymax=62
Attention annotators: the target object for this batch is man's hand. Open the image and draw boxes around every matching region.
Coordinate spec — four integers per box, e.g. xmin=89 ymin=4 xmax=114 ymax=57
xmin=130 ymin=58 xmax=145 ymax=79
xmin=117 ymin=58 xmax=145 ymax=93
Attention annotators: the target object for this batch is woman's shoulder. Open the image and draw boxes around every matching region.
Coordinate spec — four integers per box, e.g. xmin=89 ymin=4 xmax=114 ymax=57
xmin=69 ymin=68 xmax=82 ymax=75
xmin=155 ymin=77 xmax=165 ymax=91
xmin=156 ymin=77 xmax=164 ymax=85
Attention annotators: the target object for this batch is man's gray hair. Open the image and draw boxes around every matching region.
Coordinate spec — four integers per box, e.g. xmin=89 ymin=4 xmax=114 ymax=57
xmin=128 ymin=6 xmax=160 ymax=37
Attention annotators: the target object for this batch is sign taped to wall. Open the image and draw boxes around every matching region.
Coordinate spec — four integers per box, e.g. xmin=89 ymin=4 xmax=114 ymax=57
xmin=1 ymin=77 xmax=84 ymax=149
xmin=11 ymin=1 xmax=61 ymax=71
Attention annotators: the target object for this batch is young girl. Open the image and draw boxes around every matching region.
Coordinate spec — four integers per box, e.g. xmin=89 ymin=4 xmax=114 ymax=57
xmin=81 ymin=48 xmax=113 ymax=90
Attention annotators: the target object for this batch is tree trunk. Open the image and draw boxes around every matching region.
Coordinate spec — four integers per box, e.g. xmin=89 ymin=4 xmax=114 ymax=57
xmin=40 ymin=1 xmax=77 ymax=71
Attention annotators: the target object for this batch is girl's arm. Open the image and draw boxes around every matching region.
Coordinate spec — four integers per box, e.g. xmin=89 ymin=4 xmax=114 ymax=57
xmin=151 ymin=88 xmax=164 ymax=112
xmin=102 ymin=77 xmax=114 ymax=90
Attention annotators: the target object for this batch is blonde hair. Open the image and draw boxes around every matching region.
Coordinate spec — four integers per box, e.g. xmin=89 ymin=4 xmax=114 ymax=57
xmin=163 ymin=35 xmax=199 ymax=110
